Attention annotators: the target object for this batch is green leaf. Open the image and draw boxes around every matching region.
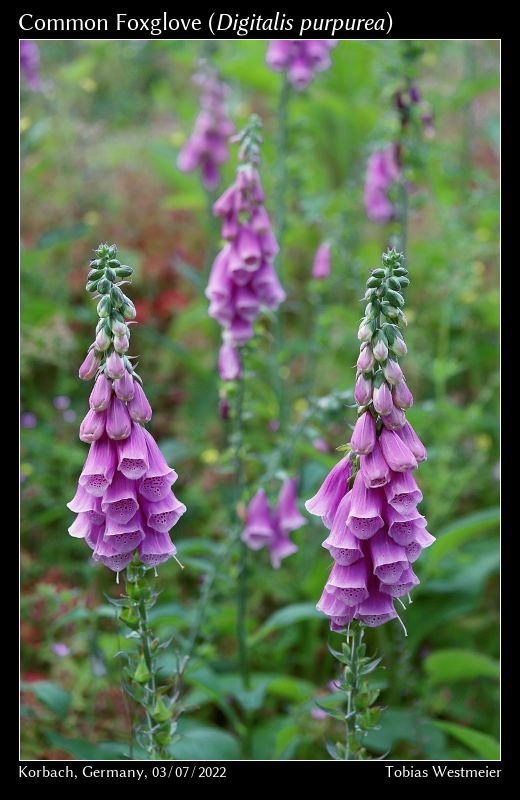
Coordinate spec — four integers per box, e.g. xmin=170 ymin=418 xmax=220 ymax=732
xmin=424 ymin=508 xmax=499 ymax=572
xmin=434 ymin=721 xmax=500 ymax=760
xmin=249 ymin=603 xmax=322 ymax=645
xmin=45 ymin=731 xmax=128 ymax=760
xmin=171 ymin=721 xmax=240 ymax=760
xmin=22 ymin=681 xmax=71 ymax=719
xmin=423 ymin=648 xmax=499 ymax=683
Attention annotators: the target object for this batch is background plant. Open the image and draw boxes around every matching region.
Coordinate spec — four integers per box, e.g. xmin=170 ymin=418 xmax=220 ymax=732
xmin=20 ymin=39 xmax=499 ymax=761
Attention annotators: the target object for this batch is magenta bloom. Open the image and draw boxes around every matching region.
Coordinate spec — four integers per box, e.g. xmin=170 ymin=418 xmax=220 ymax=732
xmin=265 ymin=40 xmax=337 ymax=90
xmin=218 ymin=342 xmax=242 ymax=382
xmin=20 ymin=40 xmax=42 ymax=90
xmin=350 ymin=412 xmax=376 ymax=456
xmin=206 ymin=117 xmax=285 ymax=381
xmin=311 ymin=243 xmax=332 ymax=279
xmin=68 ymin=245 xmax=186 ymax=575
xmin=306 ymin=249 xmax=433 ymax=632
xmin=177 ymin=64 xmax=235 ymax=190
xmin=364 ymin=145 xmax=401 ymax=224
xmin=241 ymin=478 xmax=305 ymax=568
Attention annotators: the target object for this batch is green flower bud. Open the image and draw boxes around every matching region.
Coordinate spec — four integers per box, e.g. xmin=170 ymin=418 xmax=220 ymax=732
xmin=97 ymin=295 xmax=112 ymax=318
xmin=381 ymin=301 xmax=399 ymax=319
xmin=107 ymin=258 xmax=120 ymax=267
xmin=398 ymin=276 xmax=410 ymax=287
xmin=393 ymin=267 xmax=409 ymax=277
xmin=386 ymin=289 xmax=405 ymax=307
xmin=97 ymin=278 xmax=111 ymax=295
xmin=110 ymin=285 xmax=125 ymax=308
xmin=371 ymin=268 xmax=385 ymax=278
xmin=387 ymin=276 xmax=401 ymax=291
xmin=86 ymin=280 xmax=99 ymax=292
xmin=115 ymin=266 xmax=133 ymax=278
xmin=88 ymin=268 xmax=105 ymax=280
xmin=121 ymin=299 xmax=137 ymax=320
xmin=366 ymin=276 xmax=381 ymax=289
xmin=105 ymin=267 xmax=117 ymax=282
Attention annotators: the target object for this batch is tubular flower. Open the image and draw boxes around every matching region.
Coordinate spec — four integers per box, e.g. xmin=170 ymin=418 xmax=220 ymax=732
xmin=177 ymin=61 xmax=235 ymax=190
xmin=306 ymin=249 xmax=434 ymax=633
xmin=241 ymin=478 xmax=305 ymax=569
xmin=265 ymin=40 xmax=338 ymax=90
xmin=311 ymin=243 xmax=332 ymax=279
xmin=67 ymin=243 xmax=186 ymax=578
xmin=364 ymin=144 xmax=401 ymax=224
xmin=206 ymin=115 xmax=285 ymax=381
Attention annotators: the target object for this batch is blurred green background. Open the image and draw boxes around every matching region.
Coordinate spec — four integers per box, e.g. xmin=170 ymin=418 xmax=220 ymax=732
xmin=20 ymin=39 xmax=499 ymax=760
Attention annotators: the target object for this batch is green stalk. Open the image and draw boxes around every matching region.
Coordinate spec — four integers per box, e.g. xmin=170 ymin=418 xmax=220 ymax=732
xmin=272 ymin=74 xmax=291 ymax=432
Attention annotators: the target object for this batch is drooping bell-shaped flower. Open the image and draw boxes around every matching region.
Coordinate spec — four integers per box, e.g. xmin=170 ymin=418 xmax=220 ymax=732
xmin=177 ymin=62 xmax=235 ymax=190
xmin=311 ymin=243 xmax=332 ymax=279
xmin=127 ymin=381 xmax=152 ymax=425
xmin=306 ymin=248 xmax=432 ymax=632
xmin=265 ymin=40 xmax=337 ymax=90
xmin=350 ymin=412 xmax=376 ymax=456
xmin=206 ymin=115 xmax=284 ymax=383
xmin=67 ymin=243 xmax=186 ymax=576
xmin=305 ymin=455 xmax=353 ymax=529
xmin=79 ymin=408 xmax=106 ymax=443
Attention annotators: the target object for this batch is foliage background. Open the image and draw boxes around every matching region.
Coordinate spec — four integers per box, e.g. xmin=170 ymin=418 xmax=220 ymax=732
xmin=20 ymin=39 xmax=499 ymax=760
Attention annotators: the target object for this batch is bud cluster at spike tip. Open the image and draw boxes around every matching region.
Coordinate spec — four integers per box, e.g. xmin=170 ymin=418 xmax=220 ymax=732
xmin=241 ymin=478 xmax=306 ymax=569
xmin=265 ymin=40 xmax=338 ymax=90
xmin=176 ymin=61 xmax=235 ymax=190
xmin=306 ymin=249 xmax=434 ymax=633
xmin=68 ymin=243 xmax=186 ymax=576
xmin=205 ymin=115 xmax=286 ymax=381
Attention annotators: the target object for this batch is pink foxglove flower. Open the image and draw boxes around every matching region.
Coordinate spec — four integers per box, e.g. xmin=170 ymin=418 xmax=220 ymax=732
xmin=177 ymin=62 xmax=235 ymax=191
xmin=265 ymin=40 xmax=338 ymax=90
xmin=206 ymin=116 xmax=285 ymax=381
xmin=311 ymin=243 xmax=332 ymax=279
xmin=67 ymin=243 xmax=186 ymax=578
xmin=364 ymin=144 xmax=401 ymax=224
xmin=20 ymin=40 xmax=42 ymax=90
xmin=306 ymin=249 xmax=434 ymax=633
xmin=241 ymin=478 xmax=305 ymax=568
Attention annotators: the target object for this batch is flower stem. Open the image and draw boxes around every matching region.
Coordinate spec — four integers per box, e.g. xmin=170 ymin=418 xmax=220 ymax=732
xmin=272 ymin=74 xmax=291 ymax=432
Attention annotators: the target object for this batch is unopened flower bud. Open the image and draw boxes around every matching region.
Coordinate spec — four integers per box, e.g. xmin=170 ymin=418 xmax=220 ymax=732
xmin=358 ymin=320 xmax=375 ymax=342
xmin=106 ymin=351 xmax=125 ymax=379
xmin=97 ymin=278 xmax=111 ymax=295
xmin=391 ymin=334 xmax=407 ymax=356
xmin=372 ymin=337 xmax=388 ymax=361
xmin=354 ymin=373 xmax=373 ymax=406
xmin=106 ymin=395 xmax=132 ymax=440
xmin=372 ymin=381 xmax=393 ymax=416
xmin=114 ymin=334 xmax=129 ymax=353
xmin=128 ymin=381 xmax=152 ymax=424
xmin=114 ymin=370 xmax=134 ymax=401
xmin=121 ymin=299 xmax=136 ymax=320
xmin=110 ymin=285 xmax=125 ymax=308
xmin=393 ymin=380 xmax=414 ymax=409
xmin=115 ymin=266 xmax=133 ymax=278
xmin=95 ymin=328 xmax=111 ymax=351
xmin=79 ymin=350 xmax=101 ymax=381
xmin=79 ymin=408 xmax=106 ymax=442
xmin=89 ymin=373 xmax=113 ymax=410
xmin=382 ymin=359 xmax=404 ymax=385
xmin=97 ymin=296 xmax=112 ymax=318
xmin=357 ymin=346 xmax=374 ymax=373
